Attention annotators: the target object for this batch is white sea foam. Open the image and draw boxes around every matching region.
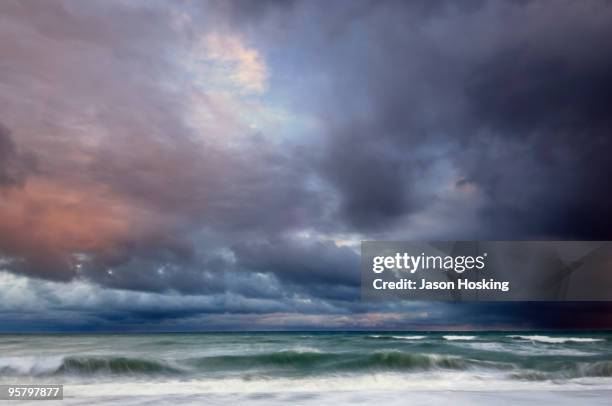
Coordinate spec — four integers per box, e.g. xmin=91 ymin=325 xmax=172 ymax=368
xmin=0 ymin=356 xmax=63 ymax=375
xmin=367 ymin=335 xmax=426 ymax=340
xmin=54 ymin=372 xmax=612 ymax=398
xmin=287 ymin=346 xmax=322 ymax=353
xmin=393 ymin=335 xmax=426 ymax=340
xmin=443 ymin=335 xmax=477 ymax=341
xmin=467 ymin=342 xmax=595 ymax=356
xmin=36 ymin=386 xmax=612 ymax=406
xmin=508 ymin=335 xmax=605 ymax=344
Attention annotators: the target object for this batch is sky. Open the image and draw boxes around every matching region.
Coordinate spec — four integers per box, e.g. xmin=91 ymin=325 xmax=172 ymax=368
xmin=1 ymin=0 xmax=612 ymax=332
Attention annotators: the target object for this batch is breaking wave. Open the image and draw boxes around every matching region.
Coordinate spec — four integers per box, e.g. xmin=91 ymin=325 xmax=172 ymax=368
xmin=508 ymin=335 xmax=606 ymax=344
xmin=443 ymin=335 xmax=477 ymax=341
xmin=0 ymin=356 xmax=180 ymax=377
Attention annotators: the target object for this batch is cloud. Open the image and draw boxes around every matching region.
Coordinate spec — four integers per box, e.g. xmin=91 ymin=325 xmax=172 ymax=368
xmin=235 ymin=236 xmax=359 ymax=286
xmin=195 ymin=33 xmax=268 ymax=94
xmin=458 ymin=1 xmax=612 ymax=238
xmin=1 ymin=0 xmax=612 ymax=330
xmin=0 ymin=123 xmax=36 ymax=187
xmin=238 ymin=0 xmax=612 ymax=240
xmin=0 ymin=0 xmax=320 ymax=293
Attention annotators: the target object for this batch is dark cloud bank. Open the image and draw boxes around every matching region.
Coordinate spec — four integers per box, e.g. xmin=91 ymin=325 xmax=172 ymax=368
xmin=0 ymin=0 xmax=612 ymax=331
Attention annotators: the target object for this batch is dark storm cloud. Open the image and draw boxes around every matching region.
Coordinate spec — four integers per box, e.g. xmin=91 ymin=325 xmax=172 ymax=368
xmin=462 ymin=23 xmax=612 ymax=238
xmin=440 ymin=302 xmax=612 ymax=331
xmin=321 ymin=127 xmax=421 ymax=230
xmin=233 ymin=237 xmax=360 ymax=293
xmin=341 ymin=1 xmax=607 ymax=241
xmin=220 ymin=0 xmax=612 ymax=329
xmin=220 ymin=0 xmax=612 ymax=238
xmin=235 ymin=239 xmax=358 ymax=286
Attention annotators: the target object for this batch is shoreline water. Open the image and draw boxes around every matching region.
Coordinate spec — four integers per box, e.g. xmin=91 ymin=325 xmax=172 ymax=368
xmin=1 ymin=332 xmax=611 ymax=404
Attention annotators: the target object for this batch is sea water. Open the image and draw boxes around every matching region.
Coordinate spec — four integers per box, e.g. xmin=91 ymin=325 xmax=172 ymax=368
xmin=0 ymin=332 xmax=611 ymax=405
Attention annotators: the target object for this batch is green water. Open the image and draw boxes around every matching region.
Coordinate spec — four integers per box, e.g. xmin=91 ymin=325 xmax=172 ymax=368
xmin=1 ymin=331 xmax=611 ymax=381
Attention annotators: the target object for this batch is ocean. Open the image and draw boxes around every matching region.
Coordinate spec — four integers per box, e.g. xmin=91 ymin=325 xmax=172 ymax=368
xmin=1 ymin=332 xmax=611 ymax=405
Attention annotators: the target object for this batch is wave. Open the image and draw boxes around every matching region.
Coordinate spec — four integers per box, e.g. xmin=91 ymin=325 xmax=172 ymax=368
xmin=393 ymin=336 xmax=426 ymax=340
xmin=339 ymin=351 xmax=471 ymax=371
xmin=467 ymin=342 xmax=596 ymax=356
xmin=577 ymin=360 xmax=612 ymax=377
xmin=511 ymin=361 xmax=612 ymax=381
xmin=0 ymin=356 xmax=63 ymax=376
xmin=367 ymin=335 xmax=426 ymax=340
xmin=58 ymin=356 xmax=180 ymax=375
xmin=1 ymin=350 xmax=612 ymax=381
xmin=0 ymin=356 xmax=180 ymax=377
xmin=189 ymin=350 xmax=336 ymax=370
xmin=187 ymin=350 xmax=512 ymax=374
xmin=508 ymin=335 xmax=605 ymax=344
xmin=0 ymin=351 xmax=507 ymax=377
xmin=443 ymin=335 xmax=477 ymax=341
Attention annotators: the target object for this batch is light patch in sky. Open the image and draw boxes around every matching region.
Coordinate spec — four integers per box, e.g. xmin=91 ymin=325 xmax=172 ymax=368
xmin=193 ymin=33 xmax=268 ymax=95
xmin=182 ymin=31 xmax=317 ymax=145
